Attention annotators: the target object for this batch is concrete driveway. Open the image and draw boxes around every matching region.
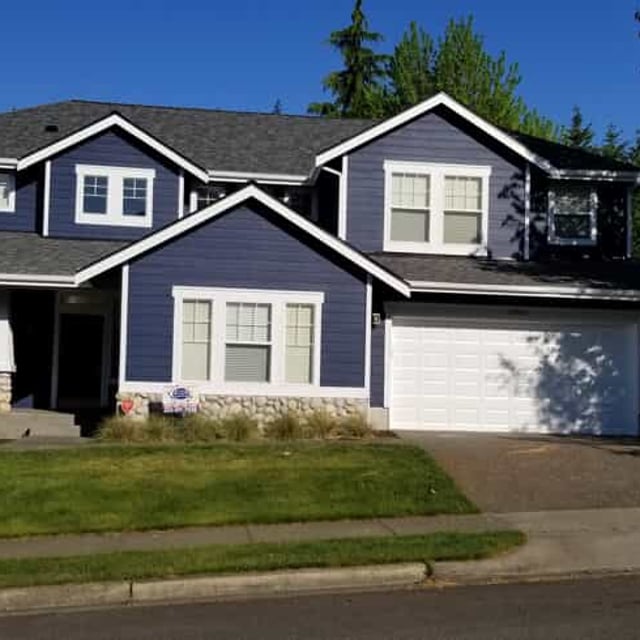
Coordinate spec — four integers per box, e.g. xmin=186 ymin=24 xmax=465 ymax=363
xmin=401 ymin=432 xmax=640 ymax=513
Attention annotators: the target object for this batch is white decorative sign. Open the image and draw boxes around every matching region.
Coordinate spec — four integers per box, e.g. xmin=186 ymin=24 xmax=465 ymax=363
xmin=162 ymin=386 xmax=199 ymax=414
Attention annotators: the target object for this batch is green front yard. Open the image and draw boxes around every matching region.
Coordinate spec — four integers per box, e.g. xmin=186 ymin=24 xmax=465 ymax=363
xmin=0 ymin=532 xmax=524 ymax=588
xmin=0 ymin=442 xmax=476 ymax=537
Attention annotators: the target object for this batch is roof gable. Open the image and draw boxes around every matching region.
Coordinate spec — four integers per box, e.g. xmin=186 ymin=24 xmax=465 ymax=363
xmin=75 ymin=184 xmax=410 ymax=296
xmin=16 ymin=113 xmax=210 ymax=181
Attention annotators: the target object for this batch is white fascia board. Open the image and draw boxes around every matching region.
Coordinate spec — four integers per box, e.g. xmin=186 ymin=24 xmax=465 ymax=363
xmin=207 ymin=170 xmax=309 ymax=185
xmin=75 ymin=184 xmax=411 ymax=297
xmin=315 ymin=92 xmax=554 ymax=173
xmin=0 ymin=273 xmax=77 ymax=288
xmin=0 ymin=158 xmax=18 ymax=170
xmin=550 ymin=169 xmax=640 ymax=183
xmin=16 ymin=114 xmax=209 ymax=182
xmin=409 ymin=279 xmax=640 ymax=301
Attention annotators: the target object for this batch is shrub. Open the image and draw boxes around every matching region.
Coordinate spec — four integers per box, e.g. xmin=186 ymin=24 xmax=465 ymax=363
xmin=217 ymin=413 xmax=259 ymax=442
xmin=141 ymin=415 xmax=177 ymax=442
xmin=97 ymin=416 xmax=142 ymax=442
xmin=336 ymin=412 xmax=372 ymax=439
xmin=305 ymin=409 xmax=340 ymax=439
xmin=180 ymin=414 xmax=223 ymax=443
xmin=264 ymin=411 xmax=305 ymax=440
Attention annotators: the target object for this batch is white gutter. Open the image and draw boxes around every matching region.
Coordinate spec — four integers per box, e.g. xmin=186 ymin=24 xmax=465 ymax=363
xmin=0 ymin=273 xmax=77 ymax=288
xmin=207 ymin=170 xmax=309 ymax=185
xmin=409 ymin=280 xmax=640 ymax=302
xmin=0 ymin=158 xmax=18 ymax=170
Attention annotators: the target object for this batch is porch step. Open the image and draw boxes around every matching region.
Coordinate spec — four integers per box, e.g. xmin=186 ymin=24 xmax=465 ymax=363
xmin=0 ymin=410 xmax=81 ymax=439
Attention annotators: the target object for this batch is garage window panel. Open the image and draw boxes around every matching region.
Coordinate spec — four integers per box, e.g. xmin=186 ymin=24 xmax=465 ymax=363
xmin=384 ymin=161 xmax=490 ymax=256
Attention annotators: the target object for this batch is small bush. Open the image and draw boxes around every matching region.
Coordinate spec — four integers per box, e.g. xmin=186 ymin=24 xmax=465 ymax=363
xmin=336 ymin=412 xmax=372 ymax=439
xmin=264 ymin=411 xmax=305 ymax=440
xmin=179 ymin=414 xmax=223 ymax=443
xmin=305 ymin=410 xmax=340 ymax=440
xmin=142 ymin=415 xmax=176 ymax=442
xmin=97 ymin=416 xmax=142 ymax=442
xmin=218 ymin=413 xmax=259 ymax=442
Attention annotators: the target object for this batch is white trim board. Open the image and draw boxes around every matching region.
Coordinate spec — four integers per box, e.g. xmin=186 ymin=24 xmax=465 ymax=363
xmin=207 ymin=170 xmax=309 ymax=185
xmin=75 ymin=184 xmax=411 ymax=296
xmin=409 ymin=280 xmax=640 ymax=301
xmin=16 ymin=113 xmax=209 ymax=182
xmin=315 ymin=92 xmax=555 ymax=172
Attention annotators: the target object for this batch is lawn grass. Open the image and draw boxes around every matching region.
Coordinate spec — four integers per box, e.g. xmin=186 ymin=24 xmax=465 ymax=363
xmin=0 ymin=531 xmax=524 ymax=589
xmin=0 ymin=442 xmax=476 ymax=537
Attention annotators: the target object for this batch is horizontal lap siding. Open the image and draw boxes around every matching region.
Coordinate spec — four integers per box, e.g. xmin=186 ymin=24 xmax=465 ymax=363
xmin=127 ymin=204 xmax=367 ymax=387
xmin=49 ymin=130 xmax=179 ymax=240
xmin=347 ymin=108 xmax=525 ymax=259
xmin=0 ymin=168 xmax=38 ymax=232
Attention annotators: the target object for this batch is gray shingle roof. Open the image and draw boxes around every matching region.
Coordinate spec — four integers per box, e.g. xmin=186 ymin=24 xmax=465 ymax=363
xmin=509 ymin=131 xmax=639 ymax=172
xmin=0 ymin=99 xmax=635 ymax=176
xmin=370 ymin=252 xmax=640 ymax=292
xmin=0 ymin=101 xmax=373 ymax=175
xmin=0 ymin=232 xmax=125 ymax=276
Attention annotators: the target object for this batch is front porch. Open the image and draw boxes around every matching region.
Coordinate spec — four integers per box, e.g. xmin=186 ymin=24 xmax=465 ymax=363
xmin=1 ymin=286 xmax=120 ymax=435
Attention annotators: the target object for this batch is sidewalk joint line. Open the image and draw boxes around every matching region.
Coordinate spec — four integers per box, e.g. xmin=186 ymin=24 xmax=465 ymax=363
xmin=376 ymin=519 xmax=398 ymax=536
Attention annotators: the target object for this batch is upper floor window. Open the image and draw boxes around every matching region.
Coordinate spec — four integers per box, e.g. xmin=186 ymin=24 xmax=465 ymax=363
xmin=173 ymin=287 xmax=323 ymax=389
xmin=196 ymin=185 xmax=227 ymax=209
xmin=0 ymin=173 xmax=16 ymax=213
xmin=75 ymin=165 xmax=155 ymax=227
xmin=384 ymin=161 xmax=490 ymax=255
xmin=548 ymin=183 xmax=597 ymax=246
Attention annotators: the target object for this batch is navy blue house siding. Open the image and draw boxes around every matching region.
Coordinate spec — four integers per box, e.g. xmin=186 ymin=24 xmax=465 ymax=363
xmin=126 ymin=203 xmax=367 ymax=388
xmin=48 ymin=130 xmax=180 ymax=240
xmin=0 ymin=168 xmax=39 ymax=232
xmin=347 ymin=107 xmax=526 ymax=259
xmin=369 ymin=320 xmax=385 ymax=408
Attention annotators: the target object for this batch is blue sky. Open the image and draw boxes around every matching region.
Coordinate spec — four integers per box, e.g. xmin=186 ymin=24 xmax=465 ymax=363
xmin=2 ymin=0 xmax=638 ymax=142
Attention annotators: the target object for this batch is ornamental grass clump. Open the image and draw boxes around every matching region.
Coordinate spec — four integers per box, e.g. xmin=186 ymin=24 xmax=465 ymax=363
xmin=264 ymin=411 xmax=305 ymax=440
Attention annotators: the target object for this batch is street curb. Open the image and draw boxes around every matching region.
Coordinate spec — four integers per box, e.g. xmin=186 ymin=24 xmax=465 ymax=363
xmin=428 ymin=563 xmax=640 ymax=587
xmin=0 ymin=563 xmax=427 ymax=613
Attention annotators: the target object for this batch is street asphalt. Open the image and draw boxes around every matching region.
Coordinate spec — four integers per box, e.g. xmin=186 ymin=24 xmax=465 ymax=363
xmin=1 ymin=576 xmax=639 ymax=639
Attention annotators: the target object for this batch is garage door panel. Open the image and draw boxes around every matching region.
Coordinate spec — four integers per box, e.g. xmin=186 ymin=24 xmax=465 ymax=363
xmin=391 ymin=314 xmax=638 ymax=436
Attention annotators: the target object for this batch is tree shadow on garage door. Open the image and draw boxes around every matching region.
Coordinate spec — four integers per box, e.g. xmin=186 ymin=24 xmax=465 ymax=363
xmin=498 ymin=329 xmax=636 ymax=437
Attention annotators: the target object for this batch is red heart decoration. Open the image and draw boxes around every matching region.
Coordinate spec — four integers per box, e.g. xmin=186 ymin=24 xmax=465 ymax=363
xmin=120 ymin=399 xmax=134 ymax=415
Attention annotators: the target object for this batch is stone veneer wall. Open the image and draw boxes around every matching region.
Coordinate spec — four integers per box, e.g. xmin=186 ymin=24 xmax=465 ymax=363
xmin=0 ymin=373 xmax=11 ymax=413
xmin=117 ymin=392 xmax=368 ymax=426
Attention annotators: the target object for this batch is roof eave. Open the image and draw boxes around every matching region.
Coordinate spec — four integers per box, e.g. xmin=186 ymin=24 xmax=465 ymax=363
xmin=408 ymin=280 xmax=640 ymax=301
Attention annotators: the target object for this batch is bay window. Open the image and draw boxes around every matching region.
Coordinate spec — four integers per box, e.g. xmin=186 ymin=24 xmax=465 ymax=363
xmin=173 ymin=287 xmax=323 ymax=389
xmin=384 ymin=161 xmax=490 ymax=255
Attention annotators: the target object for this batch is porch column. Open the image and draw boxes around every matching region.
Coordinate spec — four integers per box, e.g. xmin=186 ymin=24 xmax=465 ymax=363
xmin=0 ymin=291 xmax=15 ymax=412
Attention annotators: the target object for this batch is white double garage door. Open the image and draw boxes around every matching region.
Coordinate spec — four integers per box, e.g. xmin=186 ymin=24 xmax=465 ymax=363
xmin=390 ymin=306 xmax=640 ymax=436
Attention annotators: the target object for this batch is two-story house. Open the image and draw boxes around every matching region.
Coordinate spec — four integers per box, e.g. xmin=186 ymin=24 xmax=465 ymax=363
xmin=0 ymin=92 xmax=639 ymax=436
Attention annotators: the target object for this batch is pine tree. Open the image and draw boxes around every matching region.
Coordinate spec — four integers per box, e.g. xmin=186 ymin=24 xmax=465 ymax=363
xmin=307 ymin=0 xmax=387 ymax=118
xmin=385 ymin=21 xmax=435 ymax=115
xmin=272 ymin=99 xmax=283 ymax=115
xmin=432 ymin=17 xmax=525 ymax=131
xmin=561 ymin=106 xmax=595 ymax=149
xmin=600 ymin=123 xmax=628 ymax=160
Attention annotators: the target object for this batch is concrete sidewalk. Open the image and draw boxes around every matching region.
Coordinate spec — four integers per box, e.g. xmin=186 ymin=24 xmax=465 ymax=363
xmin=435 ymin=507 xmax=640 ymax=583
xmin=3 ymin=507 xmax=640 ymax=567
xmin=0 ymin=513 xmax=505 ymax=559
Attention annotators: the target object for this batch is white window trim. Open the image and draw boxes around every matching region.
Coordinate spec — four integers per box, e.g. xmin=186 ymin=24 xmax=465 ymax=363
xmin=0 ymin=172 xmax=16 ymax=213
xmin=548 ymin=184 xmax=598 ymax=246
xmin=383 ymin=160 xmax=491 ymax=256
xmin=171 ymin=286 xmax=324 ymax=394
xmin=75 ymin=164 xmax=156 ymax=228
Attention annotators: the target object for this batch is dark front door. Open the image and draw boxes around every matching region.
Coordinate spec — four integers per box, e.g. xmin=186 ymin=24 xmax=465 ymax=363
xmin=57 ymin=314 xmax=104 ymax=409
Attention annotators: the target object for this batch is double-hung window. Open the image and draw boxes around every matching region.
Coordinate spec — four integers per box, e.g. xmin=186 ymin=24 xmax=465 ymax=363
xmin=0 ymin=173 xmax=16 ymax=212
xmin=173 ymin=288 xmax=323 ymax=389
xmin=548 ymin=183 xmax=597 ymax=245
xmin=75 ymin=165 xmax=155 ymax=227
xmin=384 ymin=161 xmax=490 ymax=255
